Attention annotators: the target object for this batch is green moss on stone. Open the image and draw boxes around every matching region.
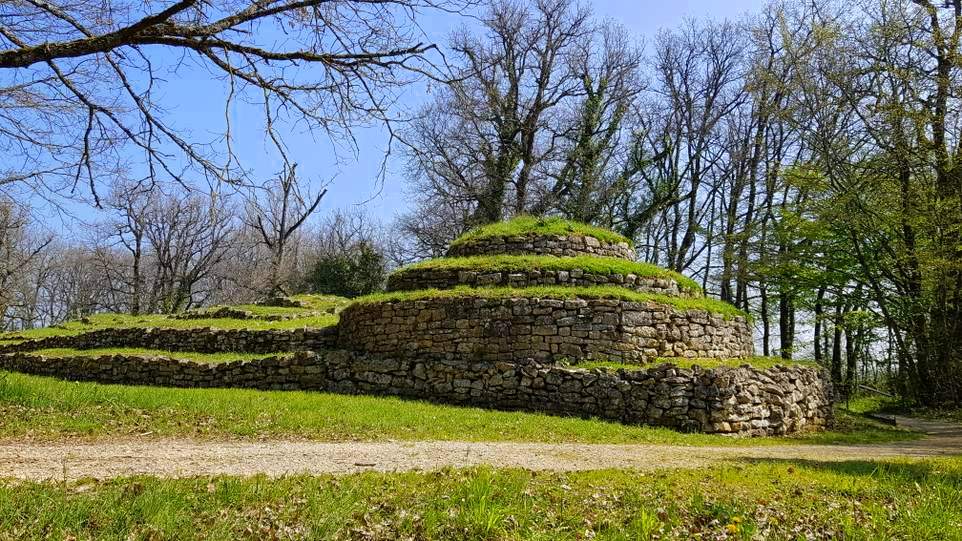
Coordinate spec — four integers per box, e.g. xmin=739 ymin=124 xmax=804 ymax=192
xmin=392 ymin=255 xmax=702 ymax=294
xmin=450 ymin=216 xmax=633 ymax=249
xmin=26 ymin=348 xmax=286 ymax=364
xmin=352 ymin=286 xmax=748 ymax=320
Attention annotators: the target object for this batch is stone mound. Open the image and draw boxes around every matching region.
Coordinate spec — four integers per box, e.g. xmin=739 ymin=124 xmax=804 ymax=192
xmin=338 ymin=218 xmax=753 ymax=364
xmin=386 ymin=259 xmax=698 ymax=298
xmin=447 ymin=232 xmax=636 ymax=260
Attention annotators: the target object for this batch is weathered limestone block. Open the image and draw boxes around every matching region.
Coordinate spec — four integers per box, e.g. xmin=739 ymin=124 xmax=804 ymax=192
xmin=0 ymin=351 xmax=832 ymax=437
xmin=388 ymin=267 xmax=698 ymax=297
xmin=446 ymin=233 xmax=635 ymax=260
xmin=0 ymin=326 xmax=338 ymax=355
xmin=337 ymin=297 xmax=752 ymax=364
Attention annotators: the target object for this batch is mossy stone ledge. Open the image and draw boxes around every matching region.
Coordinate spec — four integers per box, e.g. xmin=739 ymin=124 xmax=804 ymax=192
xmin=343 ymin=217 xmax=752 ymax=365
xmin=448 ymin=216 xmax=635 ymax=259
xmin=447 ymin=232 xmax=635 ymax=260
xmin=388 ymin=255 xmax=702 ymax=297
xmin=0 ymin=218 xmax=832 ymax=436
xmin=336 ymin=294 xmax=753 ymax=363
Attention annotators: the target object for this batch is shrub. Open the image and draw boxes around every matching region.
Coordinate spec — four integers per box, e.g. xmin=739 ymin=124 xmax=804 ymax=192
xmin=304 ymin=241 xmax=387 ymax=298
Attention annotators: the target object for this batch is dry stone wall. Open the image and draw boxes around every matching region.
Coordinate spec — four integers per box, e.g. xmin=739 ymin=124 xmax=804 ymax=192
xmin=0 ymin=326 xmax=337 ymax=355
xmin=0 ymin=351 xmax=831 ymax=436
xmin=447 ymin=234 xmax=635 ymax=260
xmin=337 ymin=297 xmax=753 ymax=363
xmin=173 ymin=307 xmax=331 ymax=322
xmin=387 ymin=267 xmax=696 ymax=297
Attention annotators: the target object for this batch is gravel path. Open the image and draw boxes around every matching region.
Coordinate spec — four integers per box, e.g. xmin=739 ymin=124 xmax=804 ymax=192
xmin=2 ymin=417 xmax=959 ymax=481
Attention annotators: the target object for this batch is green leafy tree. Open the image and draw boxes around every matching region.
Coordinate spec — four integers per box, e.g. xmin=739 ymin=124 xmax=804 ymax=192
xmin=305 ymin=242 xmax=387 ymax=299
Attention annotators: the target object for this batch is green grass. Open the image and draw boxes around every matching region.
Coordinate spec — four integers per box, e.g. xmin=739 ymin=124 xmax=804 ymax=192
xmin=393 ymin=254 xmax=702 ymax=294
xmin=23 ymin=348 xmax=285 ymax=365
xmin=0 ymin=296 xmax=347 ymax=343
xmin=0 ymin=371 xmax=914 ymax=445
xmin=0 ymin=311 xmax=340 ymax=343
xmin=286 ymin=294 xmax=351 ymax=310
xmin=189 ymin=295 xmax=350 ymax=319
xmin=846 ymin=394 xmax=962 ymax=423
xmin=353 ymin=285 xmax=748 ymax=320
xmin=2 ymin=458 xmax=960 ymax=540
xmin=450 ymin=215 xmax=634 ymax=248
xmin=574 ymin=356 xmax=817 ymax=372
xmin=184 ymin=305 xmax=323 ymax=319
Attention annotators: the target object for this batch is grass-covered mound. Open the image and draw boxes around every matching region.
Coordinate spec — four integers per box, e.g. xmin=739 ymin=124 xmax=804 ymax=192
xmin=180 ymin=296 xmax=348 ymax=320
xmin=0 ymin=295 xmax=347 ymax=345
xmin=23 ymin=348 xmax=287 ymax=364
xmin=392 ymin=255 xmax=702 ymax=294
xmin=450 ymin=216 xmax=633 ymax=249
xmin=352 ymin=285 xmax=749 ymax=320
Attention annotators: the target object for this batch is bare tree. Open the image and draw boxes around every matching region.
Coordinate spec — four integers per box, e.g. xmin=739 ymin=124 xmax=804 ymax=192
xmin=98 ymin=183 xmax=153 ymax=314
xmin=403 ymin=0 xmax=592 ymax=225
xmin=143 ymin=191 xmax=237 ymax=312
xmin=395 ymin=197 xmax=475 ymax=260
xmin=538 ymin=23 xmax=644 ymax=223
xmin=245 ymin=163 xmax=327 ymax=296
xmin=0 ymin=0 xmax=470 ymax=201
xmin=0 ymin=199 xmax=51 ymax=328
xmin=98 ymin=187 xmax=237 ymax=313
xmin=624 ymin=20 xmax=748 ymax=274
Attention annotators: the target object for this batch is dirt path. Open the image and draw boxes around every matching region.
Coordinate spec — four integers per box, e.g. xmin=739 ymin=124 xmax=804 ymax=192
xmin=1 ymin=417 xmax=959 ymax=481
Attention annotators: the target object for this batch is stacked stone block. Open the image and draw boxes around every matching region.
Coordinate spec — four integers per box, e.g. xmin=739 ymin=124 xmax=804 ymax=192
xmin=0 ymin=326 xmax=337 ymax=355
xmin=447 ymin=233 xmax=636 ymax=260
xmin=387 ymin=267 xmax=698 ymax=297
xmin=338 ymin=297 xmax=752 ymax=363
xmin=0 ymin=221 xmax=835 ymax=436
xmin=0 ymin=351 xmax=831 ymax=436
xmin=341 ymin=227 xmax=753 ymax=364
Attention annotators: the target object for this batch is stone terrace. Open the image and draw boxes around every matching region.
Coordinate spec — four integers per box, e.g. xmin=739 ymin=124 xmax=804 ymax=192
xmin=337 ymin=296 xmax=753 ymax=363
xmin=387 ymin=267 xmax=697 ymax=297
xmin=447 ymin=233 xmax=636 ymax=260
xmin=0 ymin=350 xmax=832 ymax=436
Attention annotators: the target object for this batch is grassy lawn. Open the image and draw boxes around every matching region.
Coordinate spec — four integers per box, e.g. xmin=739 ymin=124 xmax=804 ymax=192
xmin=846 ymin=395 xmax=962 ymax=423
xmin=0 ymin=310 xmax=340 ymax=344
xmin=393 ymin=254 xmax=702 ymax=294
xmin=23 ymin=348 xmax=286 ymax=364
xmin=186 ymin=296 xmax=350 ymax=319
xmin=0 ymin=371 xmax=914 ymax=445
xmin=574 ymin=356 xmax=817 ymax=372
xmin=450 ymin=215 xmax=634 ymax=248
xmin=1 ymin=458 xmax=959 ymax=540
xmin=354 ymin=285 xmax=748 ymax=319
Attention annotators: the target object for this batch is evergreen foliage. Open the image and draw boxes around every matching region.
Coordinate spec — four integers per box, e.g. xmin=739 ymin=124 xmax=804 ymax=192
xmin=305 ymin=241 xmax=387 ymax=298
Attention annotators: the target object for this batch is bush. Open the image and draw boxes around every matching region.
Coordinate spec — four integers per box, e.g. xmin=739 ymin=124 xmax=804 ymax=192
xmin=304 ymin=241 xmax=387 ymax=298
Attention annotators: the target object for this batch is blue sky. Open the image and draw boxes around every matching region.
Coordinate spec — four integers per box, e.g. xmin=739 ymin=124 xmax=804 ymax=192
xmin=313 ymin=0 xmax=767 ymax=224
xmin=28 ymin=0 xmax=766 ymax=231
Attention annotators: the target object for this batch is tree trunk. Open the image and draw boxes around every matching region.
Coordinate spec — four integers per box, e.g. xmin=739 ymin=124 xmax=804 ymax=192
xmin=760 ymin=284 xmax=770 ymax=357
xmin=778 ymin=291 xmax=794 ymax=359
xmin=131 ymin=236 xmax=142 ymax=316
xmin=844 ymin=320 xmax=857 ymax=397
xmin=831 ymin=302 xmax=843 ymax=388
xmin=813 ymin=285 xmax=826 ymax=364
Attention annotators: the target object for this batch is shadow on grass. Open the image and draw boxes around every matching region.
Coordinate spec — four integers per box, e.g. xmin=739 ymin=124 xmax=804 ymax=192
xmin=732 ymin=456 xmax=962 ymax=486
